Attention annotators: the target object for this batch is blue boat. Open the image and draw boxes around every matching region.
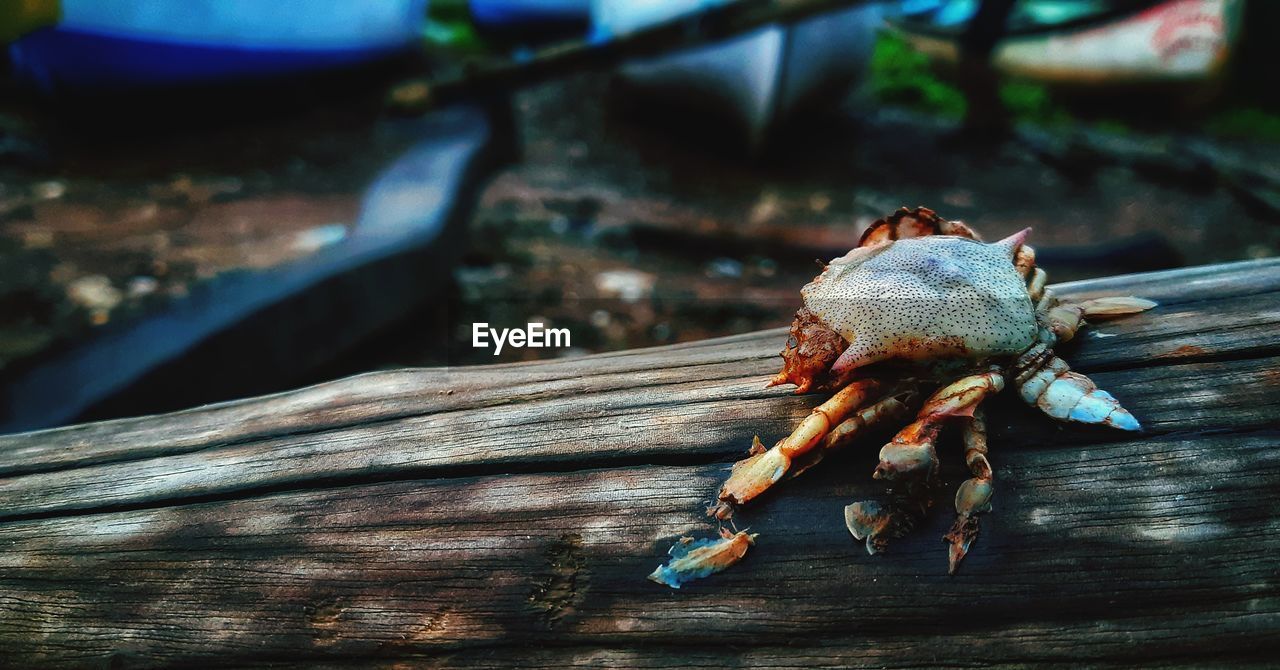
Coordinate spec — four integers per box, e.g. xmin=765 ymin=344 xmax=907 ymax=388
xmin=593 ymin=0 xmax=887 ymax=147
xmin=9 ymin=0 xmax=429 ymax=95
xmin=469 ymin=0 xmax=590 ymax=33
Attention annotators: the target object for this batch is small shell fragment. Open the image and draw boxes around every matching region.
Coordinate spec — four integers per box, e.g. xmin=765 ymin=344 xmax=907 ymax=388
xmin=845 ymin=500 xmax=894 ymax=554
xmin=1077 ymin=296 xmax=1158 ymax=317
xmin=648 ymin=530 xmax=757 ymax=589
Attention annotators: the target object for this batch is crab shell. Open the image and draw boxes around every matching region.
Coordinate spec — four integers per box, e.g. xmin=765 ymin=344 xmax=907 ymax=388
xmin=801 ymin=230 xmax=1036 ymax=375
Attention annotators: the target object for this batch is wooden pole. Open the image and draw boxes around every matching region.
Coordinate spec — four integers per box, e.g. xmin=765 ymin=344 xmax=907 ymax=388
xmin=389 ymin=0 xmax=875 ymax=113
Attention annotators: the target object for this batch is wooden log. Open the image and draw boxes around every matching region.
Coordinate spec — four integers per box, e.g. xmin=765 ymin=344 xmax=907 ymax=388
xmin=1 ymin=258 xmax=1278 ymax=668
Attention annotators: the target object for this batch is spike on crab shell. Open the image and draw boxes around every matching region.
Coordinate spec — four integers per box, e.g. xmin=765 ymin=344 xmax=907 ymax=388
xmin=994 ymin=227 xmax=1032 ymax=258
xmin=647 ymin=530 xmax=757 ymax=589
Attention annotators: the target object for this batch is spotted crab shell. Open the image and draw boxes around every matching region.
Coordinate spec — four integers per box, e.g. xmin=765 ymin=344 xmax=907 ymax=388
xmin=801 ymin=235 xmax=1037 ymax=373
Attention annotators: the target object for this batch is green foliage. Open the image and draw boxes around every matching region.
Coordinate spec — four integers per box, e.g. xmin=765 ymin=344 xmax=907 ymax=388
xmin=423 ymin=19 xmax=485 ymax=51
xmin=998 ymin=79 xmax=1071 ymax=127
xmin=1205 ymin=107 xmax=1280 ymax=142
xmin=868 ymin=31 xmax=966 ymax=118
xmin=1091 ymin=119 xmax=1132 ymax=135
xmin=423 ymin=0 xmax=486 ymax=52
xmin=869 ymin=31 xmax=1074 ymax=126
xmin=866 ymin=30 xmax=1280 ymax=142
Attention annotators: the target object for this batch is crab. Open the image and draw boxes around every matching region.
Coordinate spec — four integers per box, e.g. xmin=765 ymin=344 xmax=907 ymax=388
xmin=649 ymin=206 xmax=1155 ymax=587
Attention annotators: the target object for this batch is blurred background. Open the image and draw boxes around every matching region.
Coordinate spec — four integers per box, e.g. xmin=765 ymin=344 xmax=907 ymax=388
xmin=0 ymin=0 xmax=1276 ymax=431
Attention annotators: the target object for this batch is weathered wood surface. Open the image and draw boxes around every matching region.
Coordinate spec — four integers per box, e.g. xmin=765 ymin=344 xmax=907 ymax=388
xmin=1 ymin=258 xmax=1278 ymax=668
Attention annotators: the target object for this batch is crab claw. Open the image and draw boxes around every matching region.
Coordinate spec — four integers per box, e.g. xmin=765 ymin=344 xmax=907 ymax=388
xmin=845 ymin=500 xmax=916 ymax=555
xmin=845 ymin=501 xmax=890 ymax=554
xmin=718 ymin=444 xmax=790 ymax=506
xmin=872 ymin=408 xmax=947 ymax=484
xmin=1019 ymin=359 xmax=1141 ymax=431
xmin=872 ymin=429 xmax=939 ymax=482
xmin=944 ymin=477 xmax=994 ymax=574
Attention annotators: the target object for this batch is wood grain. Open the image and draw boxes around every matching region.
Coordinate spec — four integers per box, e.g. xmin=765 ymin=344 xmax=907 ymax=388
xmin=0 ymin=259 xmax=1278 ymax=668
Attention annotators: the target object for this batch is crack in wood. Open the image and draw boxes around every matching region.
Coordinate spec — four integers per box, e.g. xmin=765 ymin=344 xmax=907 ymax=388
xmin=528 ymin=533 xmax=586 ymax=627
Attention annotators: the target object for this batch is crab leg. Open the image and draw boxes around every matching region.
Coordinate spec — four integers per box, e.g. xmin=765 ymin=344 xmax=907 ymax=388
xmin=660 ymin=386 xmax=901 ymax=586
xmin=788 ymin=392 xmax=917 ymax=480
xmin=944 ymin=407 xmax=994 ymax=574
xmin=846 ymin=371 xmax=1004 ymax=554
xmin=873 ymin=371 xmax=1003 ymax=484
xmin=1043 ymin=296 xmax=1157 ymax=343
xmin=713 ymin=380 xmax=880 ymax=518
